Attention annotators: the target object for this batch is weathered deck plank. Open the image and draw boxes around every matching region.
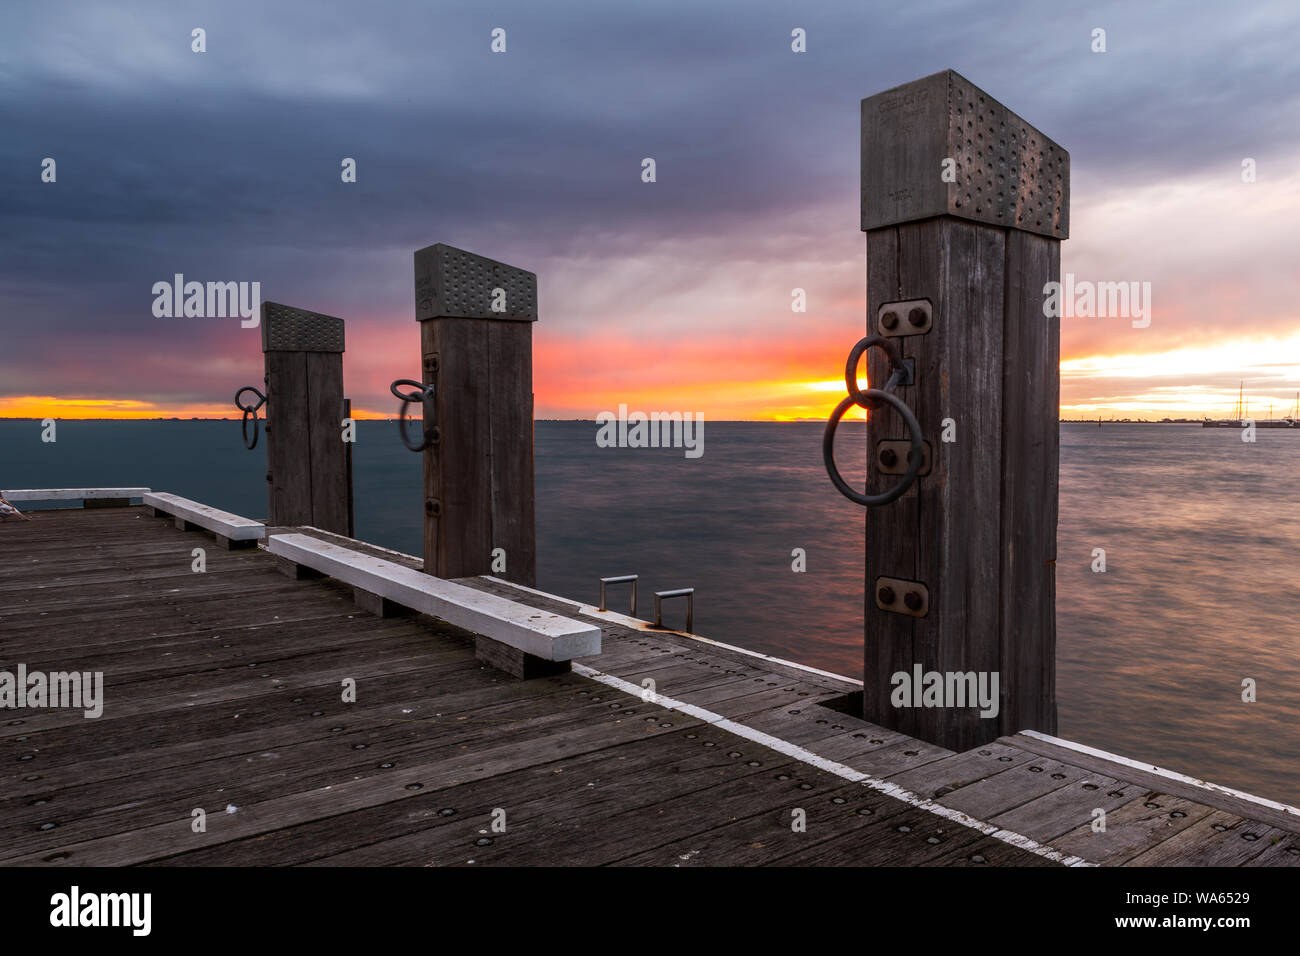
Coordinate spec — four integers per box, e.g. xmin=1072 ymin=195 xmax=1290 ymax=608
xmin=2 ymin=507 xmax=1296 ymax=866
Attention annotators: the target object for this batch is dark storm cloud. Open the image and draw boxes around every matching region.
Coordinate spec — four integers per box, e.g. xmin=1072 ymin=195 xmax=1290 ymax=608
xmin=1 ymin=0 xmax=1297 ymax=405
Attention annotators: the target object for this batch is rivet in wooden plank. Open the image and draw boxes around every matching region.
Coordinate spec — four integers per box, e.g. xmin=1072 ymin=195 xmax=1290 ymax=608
xmin=874 ymin=576 xmax=929 ymax=617
xmin=877 ymin=298 xmax=931 ymax=337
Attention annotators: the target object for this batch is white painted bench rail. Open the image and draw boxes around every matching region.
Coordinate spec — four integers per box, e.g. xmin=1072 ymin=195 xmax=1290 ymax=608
xmin=2 ymin=488 xmax=150 ymax=501
xmin=268 ymin=533 xmax=600 ymax=662
xmin=143 ymin=492 xmax=266 ymax=542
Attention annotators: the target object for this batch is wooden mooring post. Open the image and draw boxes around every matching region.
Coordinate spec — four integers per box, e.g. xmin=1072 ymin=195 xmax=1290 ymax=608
xmin=261 ymin=301 xmax=353 ymax=536
xmin=858 ymin=70 xmax=1067 ymax=750
xmin=413 ymin=243 xmax=537 ymax=588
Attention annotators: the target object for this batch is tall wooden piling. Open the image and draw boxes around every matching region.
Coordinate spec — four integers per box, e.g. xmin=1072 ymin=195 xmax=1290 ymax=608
xmin=262 ymin=302 xmax=353 ymax=536
xmin=414 ymin=244 xmax=537 ymax=587
xmin=860 ymin=70 xmax=1067 ymax=750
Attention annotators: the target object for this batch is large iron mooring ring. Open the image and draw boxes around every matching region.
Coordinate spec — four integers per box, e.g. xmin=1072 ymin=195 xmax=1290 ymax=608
xmin=234 ymin=386 xmax=267 ymax=451
xmin=390 ymin=378 xmax=439 ymax=452
xmin=823 ymin=335 xmax=924 ymax=506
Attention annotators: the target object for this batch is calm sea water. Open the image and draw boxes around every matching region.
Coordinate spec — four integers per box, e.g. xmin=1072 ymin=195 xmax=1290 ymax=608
xmin=2 ymin=419 xmax=1297 ymax=804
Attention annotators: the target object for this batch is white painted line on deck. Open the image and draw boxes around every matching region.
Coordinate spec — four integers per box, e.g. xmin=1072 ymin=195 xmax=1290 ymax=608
xmin=483 ymin=575 xmax=862 ymax=687
xmin=1019 ymin=730 xmax=1300 ymax=819
xmin=573 ymin=662 xmax=1092 ymax=866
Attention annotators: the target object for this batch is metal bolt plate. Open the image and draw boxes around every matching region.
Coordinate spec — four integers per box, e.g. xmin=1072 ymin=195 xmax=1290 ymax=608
xmin=261 ymin=302 xmax=345 ymax=353
xmin=414 ymin=243 xmax=538 ymax=322
xmin=860 ymin=69 xmax=1069 ymax=239
xmin=877 ymin=299 xmax=931 ymax=337
xmin=876 ymin=439 xmax=931 ymax=476
xmin=874 ymin=576 xmax=929 ymax=618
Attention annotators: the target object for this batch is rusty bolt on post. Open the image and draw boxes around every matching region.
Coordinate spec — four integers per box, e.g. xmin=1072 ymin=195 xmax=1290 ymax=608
xmin=877 ymin=586 xmax=896 ymax=605
xmin=908 ymin=307 xmax=927 ymax=328
xmin=879 ymin=448 xmax=898 ymax=467
xmin=904 ymin=591 xmax=923 ymax=611
xmin=881 ymin=310 xmax=900 ymax=331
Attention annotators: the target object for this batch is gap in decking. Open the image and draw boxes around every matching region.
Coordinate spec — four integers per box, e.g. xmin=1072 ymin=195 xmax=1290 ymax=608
xmin=814 ymin=691 xmax=864 ymax=718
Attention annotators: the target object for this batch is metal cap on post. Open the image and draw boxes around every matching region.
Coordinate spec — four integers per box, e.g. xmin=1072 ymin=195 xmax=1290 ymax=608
xmin=843 ymin=70 xmax=1068 ymax=751
xmin=413 ymin=243 xmax=538 ymax=588
xmin=860 ymin=69 xmax=1068 ymax=239
xmin=259 ymin=302 xmax=353 ymax=536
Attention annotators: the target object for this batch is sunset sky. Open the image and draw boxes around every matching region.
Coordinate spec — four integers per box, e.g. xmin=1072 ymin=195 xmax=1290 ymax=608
xmin=3 ymin=0 xmax=1298 ymax=421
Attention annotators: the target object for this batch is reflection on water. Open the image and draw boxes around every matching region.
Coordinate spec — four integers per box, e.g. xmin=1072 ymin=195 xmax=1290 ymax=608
xmin=2 ymin=420 xmax=1296 ymax=804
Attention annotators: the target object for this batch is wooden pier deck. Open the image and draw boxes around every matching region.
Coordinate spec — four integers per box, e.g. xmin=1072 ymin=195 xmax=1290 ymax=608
xmin=3 ymin=505 xmax=1298 ymax=866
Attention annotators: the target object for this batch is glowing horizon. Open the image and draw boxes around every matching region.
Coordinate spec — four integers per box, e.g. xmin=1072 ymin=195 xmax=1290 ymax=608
xmin=5 ymin=327 xmax=1299 ymax=422
xmin=3 ymin=3 xmax=1298 ymax=427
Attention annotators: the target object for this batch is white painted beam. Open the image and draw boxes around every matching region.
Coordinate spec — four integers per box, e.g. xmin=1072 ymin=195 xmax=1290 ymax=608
xmin=143 ymin=492 xmax=265 ymax=541
xmin=269 ymin=533 xmax=599 ymax=661
xmin=2 ymin=488 xmax=150 ymax=501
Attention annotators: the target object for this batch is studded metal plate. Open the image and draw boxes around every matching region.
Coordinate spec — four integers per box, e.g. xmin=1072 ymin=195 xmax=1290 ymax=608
xmin=860 ymin=69 xmax=1069 ymax=239
xmin=261 ymin=302 xmax=345 ymax=353
xmin=414 ymin=243 xmax=538 ymax=322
